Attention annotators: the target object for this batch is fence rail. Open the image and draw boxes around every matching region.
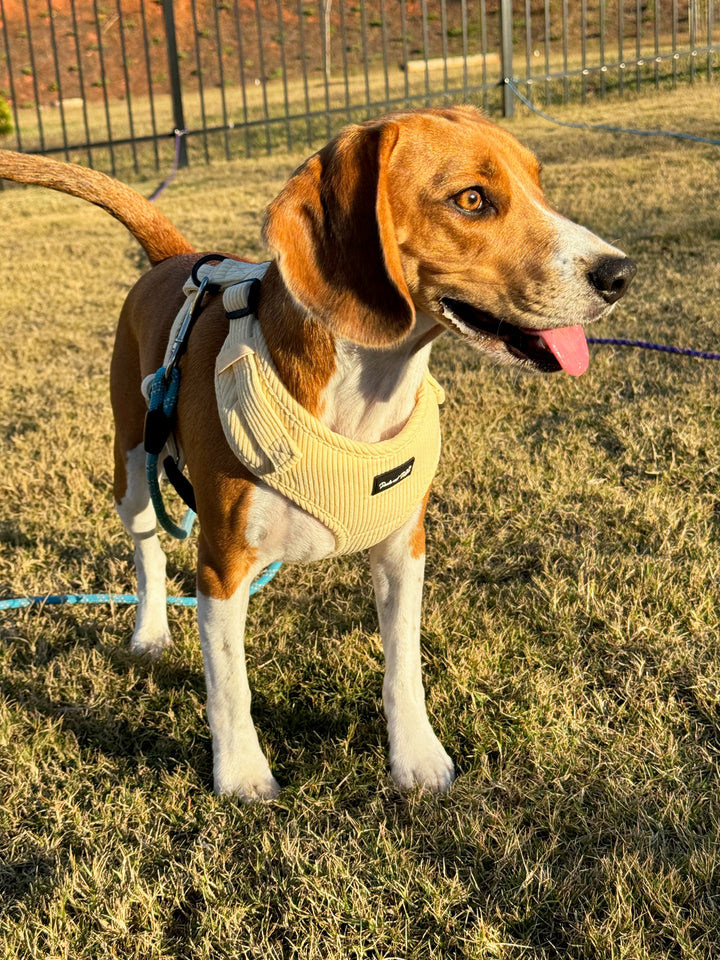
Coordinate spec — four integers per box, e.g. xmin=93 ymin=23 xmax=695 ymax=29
xmin=0 ymin=0 xmax=718 ymax=176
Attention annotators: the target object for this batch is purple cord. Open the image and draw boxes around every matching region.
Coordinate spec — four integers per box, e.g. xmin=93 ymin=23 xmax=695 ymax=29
xmin=148 ymin=128 xmax=187 ymax=202
xmin=506 ymin=80 xmax=720 ymax=147
xmin=587 ymin=338 xmax=720 ymax=362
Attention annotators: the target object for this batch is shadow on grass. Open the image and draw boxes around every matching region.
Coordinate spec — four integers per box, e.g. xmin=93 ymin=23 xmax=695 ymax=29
xmin=2 ymin=572 xmax=387 ymax=785
xmin=0 ymin=522 xmax=39 ymax=552
xmin=0 ymin=854 xmax=57 ymax=909
xmin=1 ymin=665 xmax=204 ymax=769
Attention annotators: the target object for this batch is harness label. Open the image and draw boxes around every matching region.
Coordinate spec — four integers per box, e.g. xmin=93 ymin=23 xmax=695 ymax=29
xmin=371 ymin=457 xmax=415 ymax=496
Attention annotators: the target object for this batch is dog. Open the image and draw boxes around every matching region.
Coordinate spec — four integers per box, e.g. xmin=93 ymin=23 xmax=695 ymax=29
xmin=0 ymin=105 xmax=635 ymax=800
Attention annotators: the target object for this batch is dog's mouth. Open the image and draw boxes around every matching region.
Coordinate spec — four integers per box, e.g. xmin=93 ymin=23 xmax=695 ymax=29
xmin=439 ymin=297 xmax=590 ymax=376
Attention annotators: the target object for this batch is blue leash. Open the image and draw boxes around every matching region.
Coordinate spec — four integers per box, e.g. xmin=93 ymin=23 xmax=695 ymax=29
xmin=1 ymin=593 xmax=196 ymax=611
xmin=148 ymin=128 xmax=188 ymax=202
xmin=145 ymin=365 xmax=196 ymax=540
xmin=0 ymin=564 xmax=283 ymax=612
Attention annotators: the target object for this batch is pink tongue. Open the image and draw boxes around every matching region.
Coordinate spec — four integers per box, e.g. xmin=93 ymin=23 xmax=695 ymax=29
xmin=536 ymin=324 xmax=589 ymax=376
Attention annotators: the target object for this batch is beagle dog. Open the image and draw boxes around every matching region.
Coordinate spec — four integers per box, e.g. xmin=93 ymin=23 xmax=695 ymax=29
xmin=0 ymin=106 xmax=635 ymax=799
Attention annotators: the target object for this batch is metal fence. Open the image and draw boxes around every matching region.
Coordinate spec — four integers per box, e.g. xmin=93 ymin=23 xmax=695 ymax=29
xmin=1 ymin=0 xmax=718 ymax=176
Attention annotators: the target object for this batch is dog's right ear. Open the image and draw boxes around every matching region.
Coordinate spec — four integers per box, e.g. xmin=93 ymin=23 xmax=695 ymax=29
xmin=262 ymin=121 xmax=415 ymax=349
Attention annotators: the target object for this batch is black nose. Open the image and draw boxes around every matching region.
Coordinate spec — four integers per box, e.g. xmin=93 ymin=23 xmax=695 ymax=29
xmin=588 ymin=256 xmax=636 ymax=304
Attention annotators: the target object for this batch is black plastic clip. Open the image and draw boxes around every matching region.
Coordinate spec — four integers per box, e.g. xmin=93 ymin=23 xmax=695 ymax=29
xmin=144 ymin=405 xmax=173 ymax=456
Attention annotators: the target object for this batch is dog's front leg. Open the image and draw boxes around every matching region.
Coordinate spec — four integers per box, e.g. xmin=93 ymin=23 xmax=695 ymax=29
xmin=197 ymin=542 xmax=280 ymax=801
xmin=369 ymin=505 xmax=455 ymax=793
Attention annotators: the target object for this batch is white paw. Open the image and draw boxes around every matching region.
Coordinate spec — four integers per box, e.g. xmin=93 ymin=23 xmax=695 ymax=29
xmin=390 ymin=727 xmax=455 ymax=793
xmin=130 ymin=626 xmax=172 ymax=659
xmin=214 ymin=759 xmax=280 ymax=802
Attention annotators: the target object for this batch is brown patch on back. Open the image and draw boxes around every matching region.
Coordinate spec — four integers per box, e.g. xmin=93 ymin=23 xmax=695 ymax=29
xmin=176 ymin=285 xmax=261 ymax=600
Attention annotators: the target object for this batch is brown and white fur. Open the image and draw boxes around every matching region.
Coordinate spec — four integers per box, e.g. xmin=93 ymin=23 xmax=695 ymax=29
xmin=0 ymin=106 xmax=635 ymax=799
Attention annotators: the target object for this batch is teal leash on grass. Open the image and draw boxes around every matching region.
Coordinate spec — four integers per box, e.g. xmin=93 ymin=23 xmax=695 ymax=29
xmin=0 ymin=564 xmax=283 ymax=611
xmin=1 ymin=594 xmax=197 ymax=611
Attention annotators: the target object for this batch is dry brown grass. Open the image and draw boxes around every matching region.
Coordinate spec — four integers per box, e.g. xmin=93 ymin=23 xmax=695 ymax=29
xmin=1 ymin=82 xmax=720 ymax=959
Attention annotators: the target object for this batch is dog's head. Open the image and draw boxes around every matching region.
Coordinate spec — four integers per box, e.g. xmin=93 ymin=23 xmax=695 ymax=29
xmin=263 ymin=105 xmax=635 ymax=375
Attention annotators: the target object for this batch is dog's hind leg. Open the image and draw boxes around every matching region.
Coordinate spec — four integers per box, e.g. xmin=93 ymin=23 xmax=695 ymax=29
xmin=111 ymin=299 xmax=174 ymax=658
xmin=115 ymin=442 xmax=172 ymax=657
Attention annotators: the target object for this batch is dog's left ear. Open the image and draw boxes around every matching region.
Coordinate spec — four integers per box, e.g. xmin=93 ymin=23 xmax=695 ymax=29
xmin=262 ymin=120 xmax=415 ymax=348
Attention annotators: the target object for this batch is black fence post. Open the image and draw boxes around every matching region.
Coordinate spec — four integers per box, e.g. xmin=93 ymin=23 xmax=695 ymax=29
xmin=162 ymin=0 xmax=188 ymax=167
xmin=499 ymin=0 xmax=514 ymax=118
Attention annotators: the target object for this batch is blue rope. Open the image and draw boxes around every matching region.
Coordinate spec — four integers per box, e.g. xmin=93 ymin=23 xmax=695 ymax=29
xmin=0 ymin=563 xmax=283 ymax=611
xmin=505 ymin=79 xmax=720 ymax=146
xmin=146 ymin=366 xmax=196 ymax=540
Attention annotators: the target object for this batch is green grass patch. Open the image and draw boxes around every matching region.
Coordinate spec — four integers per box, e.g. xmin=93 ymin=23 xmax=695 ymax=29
xmin=1 ymin=83 xmax=720 ymax=958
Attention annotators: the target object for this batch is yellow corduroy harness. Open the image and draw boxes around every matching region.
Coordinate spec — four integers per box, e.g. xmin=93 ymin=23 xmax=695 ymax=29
xmin=154 ymin=258 xmax=444 ymax=556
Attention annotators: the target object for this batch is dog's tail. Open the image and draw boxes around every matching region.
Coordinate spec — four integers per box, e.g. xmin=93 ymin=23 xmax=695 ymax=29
xmin=0 ymin=149 xmax=195 ymax=265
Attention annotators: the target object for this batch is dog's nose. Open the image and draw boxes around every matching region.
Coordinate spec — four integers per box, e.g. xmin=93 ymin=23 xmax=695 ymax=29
xmin=588 ymin=255 xmax=636 ymax=304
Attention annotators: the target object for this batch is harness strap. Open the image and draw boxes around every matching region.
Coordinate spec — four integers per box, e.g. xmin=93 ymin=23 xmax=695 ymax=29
xmin=143 ymin=257 xmax=231 ymax=539
xmin=143 ymin=257 xmax=269 ymax=540
xmin=163 ymin=456 xmax=197 ymax=513
xmin=145 ymin=366 xmax=197 ymax=539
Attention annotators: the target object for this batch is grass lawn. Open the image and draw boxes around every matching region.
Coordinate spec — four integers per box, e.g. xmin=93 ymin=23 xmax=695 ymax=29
xmin=1 ymin=83 xmax=720 ymax=959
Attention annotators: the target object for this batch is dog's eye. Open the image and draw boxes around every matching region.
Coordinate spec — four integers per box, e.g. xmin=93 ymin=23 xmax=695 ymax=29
xmin=451 ymin=188 xmax=486 ymax=214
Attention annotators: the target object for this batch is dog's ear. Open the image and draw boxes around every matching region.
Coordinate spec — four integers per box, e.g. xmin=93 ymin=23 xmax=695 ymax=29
xmin=262 ymin=121 xmax=415 ymax=348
